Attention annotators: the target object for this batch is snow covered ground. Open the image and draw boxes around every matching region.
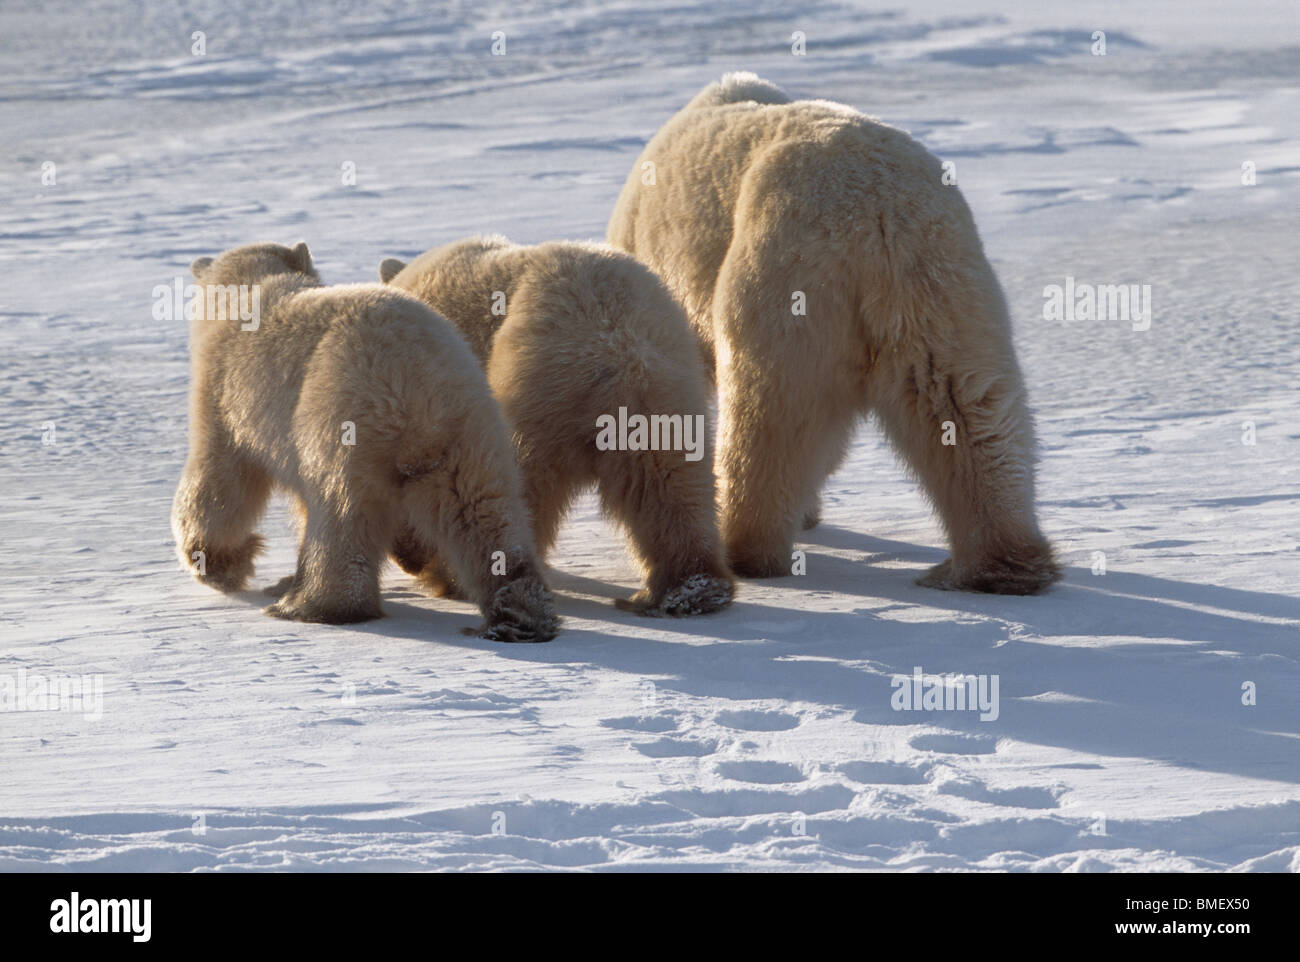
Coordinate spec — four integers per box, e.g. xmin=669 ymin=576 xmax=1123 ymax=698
xmin=1 ymin=0 xmax=1298 ymax=870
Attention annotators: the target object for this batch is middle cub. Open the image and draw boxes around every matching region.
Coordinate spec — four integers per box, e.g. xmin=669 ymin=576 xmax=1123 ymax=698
xmin=379 ymin=237 xmax=733 ymax=617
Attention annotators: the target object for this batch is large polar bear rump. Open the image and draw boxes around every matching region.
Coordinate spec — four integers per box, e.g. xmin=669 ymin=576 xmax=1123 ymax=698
xmin=379 ymin=237 xmax=733 ymax=616
xmin=608 ymin=73 xmax=1060 ymax=595
xmin=172 ymin=242 xmax=558 ymax=641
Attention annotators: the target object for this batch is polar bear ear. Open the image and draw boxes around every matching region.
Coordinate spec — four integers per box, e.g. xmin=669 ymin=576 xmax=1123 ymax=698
xmin=378 ymin=258 xmax=406 ymax=284
xmin=288 ymin=241 xmax=313 ymax=274
xmin=190 ymin=256 xmax=214 ymax=279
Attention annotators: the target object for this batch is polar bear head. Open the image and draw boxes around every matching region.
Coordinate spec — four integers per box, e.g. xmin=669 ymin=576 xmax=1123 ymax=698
xmin=191 ymin=241 xmax=317 ymax=286
xmin=378 ymin=235 xmax=514 ymax=286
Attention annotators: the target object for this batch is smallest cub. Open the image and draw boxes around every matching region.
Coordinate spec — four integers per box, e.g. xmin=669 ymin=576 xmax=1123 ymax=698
xmin=172 ymin=242 xmax=558 ymax=642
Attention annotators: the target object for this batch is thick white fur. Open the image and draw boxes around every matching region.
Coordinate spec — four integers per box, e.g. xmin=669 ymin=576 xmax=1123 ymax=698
xmin=172 ymin=242 xmax=558 ymax=639
xmin=380 ymin=238 xmax=734 ymax=616
xmin=608 ymin=73 xmax=1059 ymax=593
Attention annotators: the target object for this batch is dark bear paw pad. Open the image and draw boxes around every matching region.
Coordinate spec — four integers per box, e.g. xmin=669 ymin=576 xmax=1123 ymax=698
xmin=633 ymin=574 xmax=735 ymax=617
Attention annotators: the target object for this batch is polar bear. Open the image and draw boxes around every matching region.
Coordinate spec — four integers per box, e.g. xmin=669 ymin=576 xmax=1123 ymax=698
xmin=377 ymin=237 xmax=733 ymax=616
xmin=608 ymin=73 xmax=1060 ymax=594
xmin=172 ymin=241 xmax=559 ymax=641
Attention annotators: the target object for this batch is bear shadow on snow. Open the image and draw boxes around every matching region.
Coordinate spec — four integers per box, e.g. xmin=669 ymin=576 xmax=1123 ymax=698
xmin=344 ymin=525 xmax=1300 ymax=789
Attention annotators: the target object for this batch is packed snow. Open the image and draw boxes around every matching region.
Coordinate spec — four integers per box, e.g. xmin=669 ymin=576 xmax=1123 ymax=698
xmin=1 ymin=0 xmax=1298 ymax=871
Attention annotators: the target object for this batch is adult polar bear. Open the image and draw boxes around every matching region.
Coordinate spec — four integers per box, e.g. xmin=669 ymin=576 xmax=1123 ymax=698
xmin=608 ymin=73 xmax=1059 ymax=594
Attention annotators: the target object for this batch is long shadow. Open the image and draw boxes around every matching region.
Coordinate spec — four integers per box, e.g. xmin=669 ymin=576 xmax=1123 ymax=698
xmin=799 ymin=524 xmax=1300 ymax=647
xmin=343 ymin=523 xmax=1300 ymax=787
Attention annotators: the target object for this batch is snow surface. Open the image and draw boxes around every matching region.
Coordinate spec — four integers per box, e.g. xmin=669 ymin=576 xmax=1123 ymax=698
xmin=1 ymin=0 xmax=1298 ymax=871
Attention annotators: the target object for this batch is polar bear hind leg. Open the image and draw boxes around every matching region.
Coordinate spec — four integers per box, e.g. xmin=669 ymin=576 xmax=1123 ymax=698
xmin=709 ymin=216 xmax=863 ymax=578
xmin=866 ymin=262 xmax=1060 ymax=595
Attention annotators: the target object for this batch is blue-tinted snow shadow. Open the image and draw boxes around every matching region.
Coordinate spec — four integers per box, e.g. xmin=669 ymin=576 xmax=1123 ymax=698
xmin=402 ymin=523 xmax=1300 ymax=787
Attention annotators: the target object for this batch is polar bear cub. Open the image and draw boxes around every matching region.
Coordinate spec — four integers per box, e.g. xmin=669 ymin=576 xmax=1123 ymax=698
xmin=378 ymin=237 xmax=734 ymax=616
xmin=172 ymin=241 xmax=558 ymax=642
xmin=608 ymin=73 xmax=1060 ymax=595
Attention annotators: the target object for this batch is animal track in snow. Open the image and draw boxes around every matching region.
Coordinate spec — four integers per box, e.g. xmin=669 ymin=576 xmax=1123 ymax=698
xmin=631 ymin=737 xmax=717 ymax=758
xmin=837 ymin=760 xmax=931 ymax=785
xmin=713 ymin=709 xmax=800 ymax=732
xmin=936 ymin=776 xmax=1064 ymax=809
xmin=715 ymin=760 xmax=806 ymax=784
xmin=600 ymin=714 xmax=679 ymax=733
xmin=909 ymin=732 xmax=999 ymax=755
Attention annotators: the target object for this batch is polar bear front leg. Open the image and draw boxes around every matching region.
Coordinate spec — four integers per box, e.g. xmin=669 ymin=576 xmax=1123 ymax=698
xmin=265 ymin=497 xmax=387 ymax=623
xmin=800 ymin=426 xmax=852 ymax=531
xmin=390 ymin=524 xmax=469 ymax=600
xmin=171 ymin=448 xmax=272 ymax=593
xmin=403 ymin=474 xmax=559 ymax=643
xmin=594 ymin=446 xmax=734 ymax=616
xmin=445 ymin=538 xmax=558 ymax=644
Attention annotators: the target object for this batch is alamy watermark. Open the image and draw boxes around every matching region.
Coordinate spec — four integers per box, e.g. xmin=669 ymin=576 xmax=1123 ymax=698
xmin=50 ymin=893 xmax=150 ymax=942
xmin=1043 ymin=276 xmax=1151 ymax=332
xmin=890 ymin=666 xmax=999 ymax=721
xmin=0 ymin=669 xmax=103 ymax=720
xmin=595 ymin=407 xmax=706 ymax=462
xmin=152 ymin=277 xmax=262 ymax=330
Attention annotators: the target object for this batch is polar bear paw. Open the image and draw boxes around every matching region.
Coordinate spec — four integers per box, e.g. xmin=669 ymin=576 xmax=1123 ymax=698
xmin=616 ymin=573 xmax=735 ymax=617
xmin=264 ymin=592 xmax=383 ymax=624
xmin=474 ymin=577 xmax=559 ymax=643
xmin=917 ymin=546 xmax=1061 ymax=596
xmin=185 ymin=535 xmax=264 ymax=593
